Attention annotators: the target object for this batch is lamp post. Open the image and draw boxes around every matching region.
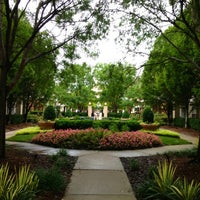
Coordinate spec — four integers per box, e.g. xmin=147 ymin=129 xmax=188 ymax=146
xmin=103 ymin=102 xmax=108 ymax=118
xmin=88 ymin=102 xmax=92 ymax=117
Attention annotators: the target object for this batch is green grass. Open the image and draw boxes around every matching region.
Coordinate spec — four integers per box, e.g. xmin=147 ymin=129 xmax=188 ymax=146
xmin=7 ymin=133 xmax=38 ymax=142
xmin=159 ymin=135 xmax=191 ymax=145
xmin=7 ymin=126 xmax=52 ymax=142
xmin=142 ymin=129 xmax=180 ymax=138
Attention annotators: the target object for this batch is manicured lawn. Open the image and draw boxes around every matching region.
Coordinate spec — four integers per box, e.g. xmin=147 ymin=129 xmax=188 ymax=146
xmin=7 ymin=133 xmax=38 ymax=142
xmin=159 ymin=135 xmax=191 ymax=145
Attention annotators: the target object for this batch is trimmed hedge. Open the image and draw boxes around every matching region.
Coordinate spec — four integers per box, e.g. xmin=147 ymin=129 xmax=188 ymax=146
xmin=173 ymin=117 xmax=185 ymax=127
xmin=55 ymin=119 xmax=141 ymax=131
xmin=189 ymin=118 xmax=200 ymax=131
xmin=6 ymin=114 xmax=24 ymax=124
xmin=173 ymin=117 xmax=200 ymax=131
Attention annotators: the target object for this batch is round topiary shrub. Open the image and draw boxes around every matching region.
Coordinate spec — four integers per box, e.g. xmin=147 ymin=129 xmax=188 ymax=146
xmin=122 ymin=110 xmax=130 ymax=119
xmin=142 ymin=107 xmax=154 ymax=123
xmin=43 ymin=105 xmax=56 ymax=121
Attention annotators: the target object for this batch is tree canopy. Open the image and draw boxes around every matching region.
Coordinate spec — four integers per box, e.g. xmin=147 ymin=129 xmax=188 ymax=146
xmin=0 ymin=0 xmax=111 ymax=158
xmin=94 ymin=62 xmax=136 ymax=112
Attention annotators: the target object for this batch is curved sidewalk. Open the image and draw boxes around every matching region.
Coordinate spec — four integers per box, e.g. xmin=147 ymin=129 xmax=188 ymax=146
xmin=6 ymin=130 xmax=198 ymax=200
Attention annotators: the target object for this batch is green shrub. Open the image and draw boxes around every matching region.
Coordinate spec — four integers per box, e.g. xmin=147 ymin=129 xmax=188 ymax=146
xmin=154 ymin=112 xmax=168 ymax=125
xmin=189 ymin=118 xmax=200 ymax=131
xmin=109 ymin=123 xmax=119 ymax=132
xmin=36 ymin=167 xmax=65 ymax=192
xmin=173 ymin=117 xmax=185 ymax=127
xmin=51 ymin=149 xmax=69 ymax=169
xmin=143 ymin=160 xmax=200 ymax=200
xmin=6 ymin=114 xmax=24 ymax=124
xmin=43 ymin=105 xmax=56 ymax=121
xmin=130 ymin=159 xmax=140 ymax=171
xmin=148 ymin=160 xmax=177 ymax=199
xmin=55 ymin=119 xmax=141 ymax=131
xmin=27 ymin=114 xmax=38 ymax=123
xmin=142 ymin=107 xmax=154 ymax=123
xmin=108 ymin=112 xmax=122 ymax=118
xmin=171 ymin=178 xmax=200 ymax=200
xmin=121 ymin=124 xmax=130 ymax=131
xmin=122 ymin=110 xmax=130 ymax=118
xmin=30 ymin=110 xmax=43 ymax=115
xmin=0 ymin=164 xmax=38 ymax=200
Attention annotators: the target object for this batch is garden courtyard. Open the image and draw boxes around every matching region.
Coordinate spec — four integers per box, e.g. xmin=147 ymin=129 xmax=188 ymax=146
xmin=3 ymin=123 xmax=200 ymax=200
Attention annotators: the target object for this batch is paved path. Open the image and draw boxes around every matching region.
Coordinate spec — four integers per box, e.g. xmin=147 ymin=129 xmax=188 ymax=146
xmin=6 ymin=129 xmax=198 ymax=200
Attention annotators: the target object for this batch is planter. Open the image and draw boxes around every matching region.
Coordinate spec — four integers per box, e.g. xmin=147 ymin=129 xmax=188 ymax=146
xmin=141 ymin=123 xmax=159 ymax=131
xmin=38 ymin=121 xmax=55 ymax=130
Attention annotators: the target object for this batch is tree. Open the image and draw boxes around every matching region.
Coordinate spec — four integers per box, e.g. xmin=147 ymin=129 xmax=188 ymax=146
xmin=142 ymin=22 xmax=200 ymax=159
xmin=142 ymin=24 xmax=199 ymax=126
xmin=7 ymin=31 xmax=58 ymax=123
xmin=0 ymin=0 xmax=110 ymax=158
xmin=56 ymin=63 xmax=95 ymax=112
xmin=94 ymin=62 xmax=136 ymax=112
xmin=114 ymin=0 xmax=200 ymax=71
xmin=121 ymin=77 xmax=143 ymax=113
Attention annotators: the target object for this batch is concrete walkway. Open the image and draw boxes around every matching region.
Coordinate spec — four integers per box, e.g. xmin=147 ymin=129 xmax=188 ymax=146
xmin=6 ymin=130 xmax=198 ymax=200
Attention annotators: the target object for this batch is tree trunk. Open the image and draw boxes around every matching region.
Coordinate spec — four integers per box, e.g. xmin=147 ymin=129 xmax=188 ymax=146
xmin=0 ymin=67 xmax=7 ymax=159
xmin=197 ymin=133 xmax=200 ymax=159
xmin=166 ymin=101 xmax=173 ymax=125
xmin=184 ymin=103 xmax=189 ymax=128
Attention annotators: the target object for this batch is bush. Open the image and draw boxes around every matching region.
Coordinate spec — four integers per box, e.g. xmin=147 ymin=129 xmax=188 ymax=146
xmin=43 ymin=105 xmax=56 ymax=121
xmin=6 ymin=114 xmax=24 ymax=124
xmin=65 ymin=110 xmax=73 ymax=117
xmin=27 ymin=114 xmax=38 ymax=123
xmin=140 ymin=160 xmax=200 ymax=200
xmin=173 ymin=117 xmax=185 ymax=127
xmin=99 ymin=131 xmax=162 ymax=150
xmin=130 ymin=159 xmax=140 ymax=171
xmin=154 ymin=112 xmax=168 ymax=125
xmin=36 ymin=167 xmax=65 ymax=192
xmin=32 ymin=129 xmax=162 ymax=150
xmin=122 ymin=110 xmax=130 ymax=118
xmin=189 ymin=118 xmax=200 ymax=131
xmin=108 ymin=112 xmax=122 ymax=118
xmin=142 ymin=107 xmax=154 ymax=123
xmin=55 ymin=119 xmax=141 ymax=131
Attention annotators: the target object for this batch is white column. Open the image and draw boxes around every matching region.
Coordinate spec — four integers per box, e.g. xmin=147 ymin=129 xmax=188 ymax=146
xmin=88 ymin=102 xmax=92 ymax=117
xmin=103 ymin=103 xmax=108 ymax=118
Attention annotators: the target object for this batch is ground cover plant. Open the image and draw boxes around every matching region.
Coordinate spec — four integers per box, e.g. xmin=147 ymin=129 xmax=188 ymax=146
xmin=7 ymin=126 xmax=190 ymax=149
xmin=0 ymin=144 xmax=77 ymax=200
xmin=121 ymin=148 xmax=200 ymax=200
xmin=31 ymin=128 xmax=163 ymax=150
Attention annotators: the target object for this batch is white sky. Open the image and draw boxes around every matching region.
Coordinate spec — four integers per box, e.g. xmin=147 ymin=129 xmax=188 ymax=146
xmin=21 ymin=0 xmax=150 ymax=75
xmin=77 ymin=36 xmax=149 ymax=76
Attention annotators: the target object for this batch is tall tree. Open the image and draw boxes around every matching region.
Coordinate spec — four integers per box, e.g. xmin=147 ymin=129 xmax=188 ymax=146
xmin=0 ymin=0 xmax=110 ymax=158
xmin=56 ymin=63 xmax=95 ymax=112
xmin=114 ymin=0 xmax=200 ymax=71
xmin=94 ymin=62 xmax=136 ymax=112
xmin=7 ymin=31 xmax=57 ymax=122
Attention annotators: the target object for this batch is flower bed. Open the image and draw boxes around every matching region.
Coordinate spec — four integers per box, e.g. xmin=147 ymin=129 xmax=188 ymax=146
xmin=100 ymin=132 xmax=162 ymax=150
xmin=32 ymin=128 xmax=163 ymax=150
